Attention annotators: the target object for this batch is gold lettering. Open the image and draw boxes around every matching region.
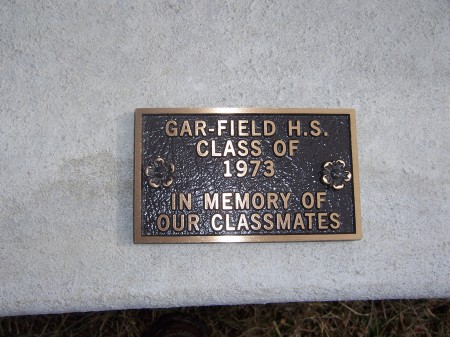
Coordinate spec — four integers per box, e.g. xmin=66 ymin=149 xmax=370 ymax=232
xmin=280 ymin=192 xmax=291 ymax=209
xmin=165 ymin=120 xmax=177 ymax=137
xmin=179 ymin=121 xmax=193 ymax=136
xmin=304 ymin=212 xmax=315 ymax=229
xmin=263 ymin=160 xmax=275 ymax=177
xmin=179 ymin=193 xmax=191 ymax=210
xmin=251 ymin=120 xmax=261 ymax=136
xmin=223 ymin=140 xmax=236 ymax=157
xmin=217 ymin=120 xmax=227 ymax=136
xmin=204 ymin=193 xmax=219 ymax=210
xmin=194 ymin=120 xmax=206 ymax=136
xmin=263 ymin=213 xmax=274 ymax=230
xmin=171 ymin=193 xmax=176 ymax=210
xmin=288 ymin=120 xmax=301 ymax=136
xmin=235 ymin=193 xmax=250 ymax=209
xmin=237 ymin=120 xmax=249 ymax=136
xmin=288 ymin=140 xmax=299 ymax=156
xmin=250 ymin=213 xmax=262 ymax=230
xmin=222 ymin=192 xmax=233 ymax=210
xmin=330 ymin=212 xmax=340 ymax=229
xmin=196 ymin=140 xmax=208 ymax=157
xmin=316 ymin=192 xmax=326 ymax=209
xmin=302 ymin=192 xmax=315 ymax=209
xmin=250 ymin=140 xmax=262 ymax=157
xmin=173 ymin=214 xmax=184 ymax=232
xmin=273 ymin=139 xmax=286 ymax=157
xmin=252 ymin=192 xmax=265 ymax=210
xmin=267 ymin=192 xmax=279 ymax=209
xmin=188 ymin=214 xmax=200 ymax=231
xmin=318 ymin=212 xmax=328 ymax=230
xmin=310 ymin=120 xmax=321 ymax=137
xmin=211 ymin=140 xmax=221 ymax=157
xmin=157 ymin=214 xmax=170 ymax=231
xmin=211 ymin=214 xmax=223 ymax=231
xmin=237 ymin=214 xmax=249 ymax=231
xmin=293 ymin=213 xmax=305 ymax=230
xmin=276 ymin=213 xmax=291 ymax=230
xmin=237 ymin=140 xmax=249 ymax=156
xmin=225 ymin=214 xmax=235 ymax=231
xmin=264 ymin=120 xmax=276 ymax=136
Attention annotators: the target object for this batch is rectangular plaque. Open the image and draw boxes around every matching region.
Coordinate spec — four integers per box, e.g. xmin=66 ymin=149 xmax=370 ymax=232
xmin=134 ymin=108 xmax=361 ymax=243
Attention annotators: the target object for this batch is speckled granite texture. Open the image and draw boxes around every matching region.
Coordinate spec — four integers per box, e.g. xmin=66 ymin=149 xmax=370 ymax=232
xmin=0 ymin=0 xmax=449 ymax=316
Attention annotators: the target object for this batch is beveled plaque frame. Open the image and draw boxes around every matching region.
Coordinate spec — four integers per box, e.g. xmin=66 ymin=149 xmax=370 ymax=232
xmin=134 ymin=108 xmax=361 ymax=243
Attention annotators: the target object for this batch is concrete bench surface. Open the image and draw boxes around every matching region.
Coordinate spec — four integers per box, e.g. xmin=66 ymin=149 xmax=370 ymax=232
xmin=1 ymin=1 xmax=449 ymax=316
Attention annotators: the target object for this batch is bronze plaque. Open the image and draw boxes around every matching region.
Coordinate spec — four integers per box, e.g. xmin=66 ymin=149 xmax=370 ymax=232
xmin=134 ymin=108 xmax=361 ymax=243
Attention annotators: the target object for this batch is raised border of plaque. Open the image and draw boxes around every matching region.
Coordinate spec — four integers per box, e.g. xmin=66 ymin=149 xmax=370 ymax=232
xmin=134 ymin=108 xmax=361 ymax=243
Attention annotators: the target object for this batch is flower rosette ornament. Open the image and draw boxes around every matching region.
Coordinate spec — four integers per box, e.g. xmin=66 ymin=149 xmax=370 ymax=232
xmin=145 ymin=157 xmax=175 ymax=188
xmin=321 ymin=160 xmax=352 ymax=190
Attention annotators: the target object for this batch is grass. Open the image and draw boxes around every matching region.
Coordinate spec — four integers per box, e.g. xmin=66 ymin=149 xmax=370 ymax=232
xmin=0 ymin=300 xmax=448 ymax=337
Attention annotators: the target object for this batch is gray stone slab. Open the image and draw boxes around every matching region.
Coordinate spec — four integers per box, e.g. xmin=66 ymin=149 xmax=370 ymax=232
xmin=0 ymin=0 xmax=449 ymax=316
